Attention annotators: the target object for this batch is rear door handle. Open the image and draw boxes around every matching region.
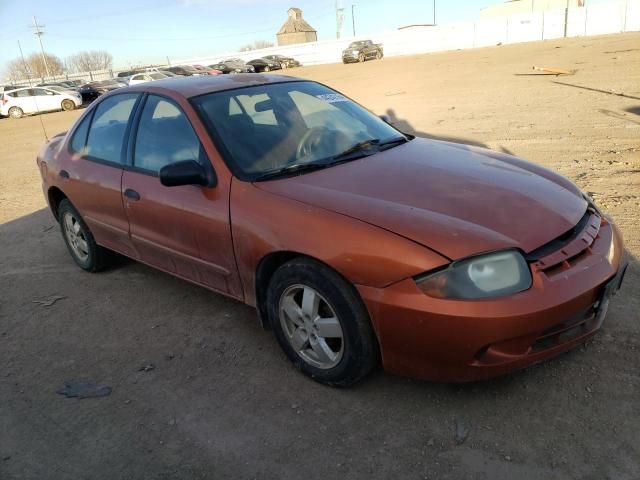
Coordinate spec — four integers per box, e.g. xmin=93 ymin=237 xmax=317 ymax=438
xmin=123 ymin=189 xmax=140 ymax=201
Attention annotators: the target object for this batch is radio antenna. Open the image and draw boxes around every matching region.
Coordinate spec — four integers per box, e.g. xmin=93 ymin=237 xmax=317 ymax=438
xmin=17 ymin=40 xmax=49 ymax=141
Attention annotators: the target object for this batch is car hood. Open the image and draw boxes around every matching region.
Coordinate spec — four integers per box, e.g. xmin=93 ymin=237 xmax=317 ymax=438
xmin=255 ymin=138 xmax=587 ymax=260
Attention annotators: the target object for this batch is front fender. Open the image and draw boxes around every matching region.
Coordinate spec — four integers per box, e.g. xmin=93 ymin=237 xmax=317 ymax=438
xmin=230 ymin=180 xmax=449 ymax=306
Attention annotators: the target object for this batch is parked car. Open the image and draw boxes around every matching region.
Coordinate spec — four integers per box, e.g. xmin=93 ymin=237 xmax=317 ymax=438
xmin=38 ymin=81 xmax=79 ymax=91
xmin=128 ymin=72 xmax=170 ymax=85
xmin=144 ymin=68 xmax=178 ymax=77
xmin=1 ymin=86 xmax=81 ymax=118
xmin=36 ymin=75 xmax=626 ymax=386
xmin=77 ymin=83 xmax=103 ymax=103
xmin=263 ymin=54 xmax=301 ymax=69
xmin=246 ymin=57 xmax=282 ymax=73
xmin=0 ymin=84 xmax=27 ymax=93
xmin=164 ymin=65 xmax=205 ymax=76
xmin=192 ymin=65 xmax=222 ymax=76
xmin=209 ymin=60 xmax=254 ymax=74
xmin=117 ymin=70 xmax=143 ymax=78
xmin=342 ymin=40 xmax=384 ymax=63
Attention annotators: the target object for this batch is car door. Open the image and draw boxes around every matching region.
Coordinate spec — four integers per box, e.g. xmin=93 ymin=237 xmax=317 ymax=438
xmin=61 ymin=93 xmax=141 ymax=257
xmin=364 ymin=41 xmax=374 ymax=58
xmin=12 ymin=88 xmax=37 ymax=113
xmin=31 ymin=88 xmax=59 ymax=111
xmin=121 ymin=93 xmax=241 ymax=296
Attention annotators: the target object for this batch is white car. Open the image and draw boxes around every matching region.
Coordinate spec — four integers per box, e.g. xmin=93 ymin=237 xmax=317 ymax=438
xmin=1 ymin=86 xmax=82 ymax=119
xmin=128 ymin=72 xmax=170 ymax=85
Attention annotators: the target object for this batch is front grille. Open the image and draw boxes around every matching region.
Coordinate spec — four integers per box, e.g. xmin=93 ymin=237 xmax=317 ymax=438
xmin=528 ymin=208 xmax=602 ymax=275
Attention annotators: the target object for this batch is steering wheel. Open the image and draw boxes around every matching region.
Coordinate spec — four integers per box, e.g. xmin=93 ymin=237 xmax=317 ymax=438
xmin=296 ymin=126 xmax=328 ymax=161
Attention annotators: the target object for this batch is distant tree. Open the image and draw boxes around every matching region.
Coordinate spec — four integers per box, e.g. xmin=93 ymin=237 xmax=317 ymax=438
xmin=239 ymin=40 xmax=274 ymax=51
xmin=28 ymin=52 xmax=64 ymax=78
xmin=68 ymin=50 xmax=113 ymax=73
xmin=2 ymin=52 xmax=63 ymax=81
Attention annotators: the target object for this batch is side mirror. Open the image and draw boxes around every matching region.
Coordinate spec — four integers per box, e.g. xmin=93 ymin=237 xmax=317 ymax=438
xmin=379 ymin=114 xmax=390 ymax=123
xmin=159 ymin=160 xmax=216 ymax=188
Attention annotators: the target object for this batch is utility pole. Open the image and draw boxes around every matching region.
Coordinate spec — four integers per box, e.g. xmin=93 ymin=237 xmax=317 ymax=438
xmin=336 ymin=0 xmax=344 ymax=39
xmin=564 ymin=0 xmax=570 ymax=37
xmin=352 ymin=4 xmax=356 ymax=36
xmin=17 ymin=40 xmax=33 ymax=86
xmin=433 ymin=0 xmax=436 ymax=25
xmin=31 ymin=16 xmax=51 ymax=78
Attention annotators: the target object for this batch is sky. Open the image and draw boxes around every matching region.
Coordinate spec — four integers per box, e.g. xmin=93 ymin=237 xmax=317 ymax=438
xmin=0 ymin=0 xmax=613 ymax=71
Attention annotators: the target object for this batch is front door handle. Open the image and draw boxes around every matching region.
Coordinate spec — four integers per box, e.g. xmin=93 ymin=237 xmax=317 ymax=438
xmin=123 ymin=189 xmax=140 ymax=201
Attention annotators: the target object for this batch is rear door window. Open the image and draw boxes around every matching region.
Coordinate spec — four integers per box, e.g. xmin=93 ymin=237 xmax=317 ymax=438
xmin=85 ymin=93 xmax=139 ymax=165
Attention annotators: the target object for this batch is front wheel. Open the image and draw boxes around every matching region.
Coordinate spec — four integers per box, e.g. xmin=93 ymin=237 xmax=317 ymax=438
xmin=263 ymin=65 xmax=270 ymax=72
xmin=58 ymin=199 xmax=111 ymax=272
xmin=358 ymin=53 xmax=365 ymax=63
xmin=375 ymin=51 xmax=382 ymax=60
xmin=267 ymin=258 xmax=378 ymax=386
xmin=61 ymin=99 xmax=75 ymax=111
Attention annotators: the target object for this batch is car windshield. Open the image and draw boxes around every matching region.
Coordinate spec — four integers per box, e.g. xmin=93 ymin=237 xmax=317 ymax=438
xmin=191 ymin=81 xmax=407 ymax=181
xmin=47 ymin=86 xmax=66 ymax=92
xmin=181 ymin=65 xmax=198 ymax=72
xmin=349 ymin=41 xmax=365 ymax=48
xmin=149 ymin=73 xmax=168 ymax=80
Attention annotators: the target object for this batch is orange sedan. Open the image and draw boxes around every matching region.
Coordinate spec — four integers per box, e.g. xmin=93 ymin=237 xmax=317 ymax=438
xmin=37 ymin=75 xmax=627 ymax=386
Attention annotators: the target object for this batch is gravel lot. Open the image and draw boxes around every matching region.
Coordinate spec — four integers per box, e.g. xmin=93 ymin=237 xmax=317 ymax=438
xmin=1 ymin=32 xmax=639 ymax=479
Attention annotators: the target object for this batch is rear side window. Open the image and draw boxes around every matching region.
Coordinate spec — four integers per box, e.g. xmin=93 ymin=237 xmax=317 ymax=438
xmin=133 ymin=95 xmax=203 ymax=173
xmin=69 ymin=113 xmax=92 ymax=155
xmin=85 ymin=93 xmax=139 ymax=164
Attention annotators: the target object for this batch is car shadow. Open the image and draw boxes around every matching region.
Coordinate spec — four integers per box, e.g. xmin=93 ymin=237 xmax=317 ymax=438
xmin=384 ymin=108 xmax=515 ymax=155
xmin=625 ymin=106 xmax=640 ymax=116
xmin=1 ymin=205 xmax=639 ymax=478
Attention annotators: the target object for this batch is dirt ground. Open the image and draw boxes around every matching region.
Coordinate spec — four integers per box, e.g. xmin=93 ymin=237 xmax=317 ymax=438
xmin=1 ymin=33 xmax=639 ymax=480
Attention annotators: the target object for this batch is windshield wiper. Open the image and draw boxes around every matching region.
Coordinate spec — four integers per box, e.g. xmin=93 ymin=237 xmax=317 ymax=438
xmin=253 ymin=162 xmax=329 ymax=181
xmin=330 ymin=138 xmax=381 ymax=162
xmin=378 ymin=135 xmax=410 ymax=151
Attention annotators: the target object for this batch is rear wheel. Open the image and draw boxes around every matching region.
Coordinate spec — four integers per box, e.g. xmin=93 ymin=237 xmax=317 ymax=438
xmin=375 ymin=51 xmax=382 ymax=60
xmin=267 ymin=257 xmax=378 ymax=387
xmin=264 ymin=65 xmax=271 ymax=72
xmin=8 ymin=107 xmax=23 ymax=119
xmin=58 ymin=199 xmax=111 ymax=272
xmin=61 ymin=99 xmax=75 ymax=111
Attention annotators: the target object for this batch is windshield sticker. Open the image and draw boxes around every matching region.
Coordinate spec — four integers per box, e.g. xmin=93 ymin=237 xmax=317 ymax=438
xmin=316 ymin=93 xmax=348 ymax=103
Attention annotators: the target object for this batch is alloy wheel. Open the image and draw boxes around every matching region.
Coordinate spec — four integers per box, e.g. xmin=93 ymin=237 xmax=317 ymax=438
xmin=63 ymin=211 xmax=89 ymax=262
xmin=279 ymin=284 xmax=344 ymax=369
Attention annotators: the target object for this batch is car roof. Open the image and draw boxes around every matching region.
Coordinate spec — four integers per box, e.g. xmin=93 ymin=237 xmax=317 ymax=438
xmin=124 ymin=74 xmax=304 ymax=99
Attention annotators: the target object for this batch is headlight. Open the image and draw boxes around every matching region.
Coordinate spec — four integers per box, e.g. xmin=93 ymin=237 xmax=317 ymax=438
xmin=415 ymin=250 xmax=532 ymax=300
xmin=352 ymin=49 xmax=359 ymax=54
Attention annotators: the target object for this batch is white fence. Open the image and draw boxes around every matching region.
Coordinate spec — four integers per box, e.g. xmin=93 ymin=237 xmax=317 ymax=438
xmin=8 ymin=0 xmax=639 ymax=85
xmin=177 ymin=0 xmax=639 ymax=66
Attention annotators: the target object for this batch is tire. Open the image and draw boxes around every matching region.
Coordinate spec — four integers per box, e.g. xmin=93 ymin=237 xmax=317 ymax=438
xmin=375 ymin=51 xmax=382 ymax=60
xmin=358 ymin=53 xmax=365 ymax=63
xmin=58 ymin=199 xmax=111 ymax=272
xmin=267 ymin=257 xmax=378 ymax=387
xmin=8 ymin=107 xmax=23 ymax=119
xmin=263 ymin=66 xmax=270 ymax=72
xmin=61 ymin=99 xmax=75 ymax=111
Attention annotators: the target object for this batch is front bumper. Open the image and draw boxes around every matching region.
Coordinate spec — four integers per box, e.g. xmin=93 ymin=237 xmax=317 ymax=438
xmin=342 ymin=53 xmax=360 ymax=62
xmin=357 ymin=218 xmax=626 ymax=382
